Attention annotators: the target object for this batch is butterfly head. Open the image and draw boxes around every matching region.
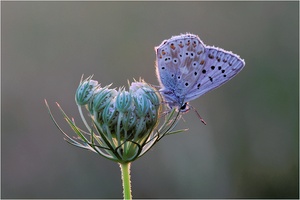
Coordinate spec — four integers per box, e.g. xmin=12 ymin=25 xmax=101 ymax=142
xmin=165 ymin=100 xmax=190 ymax=113
xmin=179 ymin=102 xmax=190 ymax=113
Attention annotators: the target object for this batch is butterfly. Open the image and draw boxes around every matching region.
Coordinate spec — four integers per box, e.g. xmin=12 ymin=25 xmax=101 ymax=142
xmin=155 ymin=33 xmax=245 ymax=120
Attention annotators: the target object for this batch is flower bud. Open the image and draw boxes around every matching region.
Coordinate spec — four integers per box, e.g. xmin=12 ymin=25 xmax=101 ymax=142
xmin=132 ymin=89 xmax=150 ymax=118
xmin=92 ymin=86 xmax=117 ymax=112
xmin=100 ymin=100 xmax=118 ymax=127
xmin=75 ymin=76 xmax=99 ymax=105
xmin=122 ymin=110 xmax=137 ymax=132
xmin=115 ymin=90 xmax=132 ymax=113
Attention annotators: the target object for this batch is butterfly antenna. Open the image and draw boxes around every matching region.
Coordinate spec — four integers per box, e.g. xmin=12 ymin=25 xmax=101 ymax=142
xmin=190 ymin=105 xmax=207 ymax=125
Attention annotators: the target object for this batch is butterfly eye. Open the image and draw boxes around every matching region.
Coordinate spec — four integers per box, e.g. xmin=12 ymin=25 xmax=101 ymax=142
xmin=180 ymin=103 xmax=187 ymax=110
xmin=173 ymin=58 xmax=178 ymax=64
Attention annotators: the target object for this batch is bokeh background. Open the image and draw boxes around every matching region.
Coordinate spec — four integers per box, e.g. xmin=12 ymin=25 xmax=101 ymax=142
xmin=2 ymin=1 xmax=298 ymax=199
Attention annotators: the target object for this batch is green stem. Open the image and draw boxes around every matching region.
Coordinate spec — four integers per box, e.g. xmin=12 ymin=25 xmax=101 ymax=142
xmin=119 ymin=162 xmax=132 ymax=200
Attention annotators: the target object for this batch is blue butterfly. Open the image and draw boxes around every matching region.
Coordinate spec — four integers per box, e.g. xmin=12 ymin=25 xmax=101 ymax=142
xmin=155 ymin=33 xmax=245 ymax=121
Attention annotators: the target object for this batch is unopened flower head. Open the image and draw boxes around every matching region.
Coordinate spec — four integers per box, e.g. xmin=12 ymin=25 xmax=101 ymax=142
xmin=73 ymin=76 xmax=166 ymax=163
xmin=90 ymin=81 xmax=161 ymax=142
xmin=46 ymin=75 xmax=183 ymax=164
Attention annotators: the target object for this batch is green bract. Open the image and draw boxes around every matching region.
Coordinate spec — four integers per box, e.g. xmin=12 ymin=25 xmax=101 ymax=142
xmin=45 ymin=75 xmax=184 ymax=163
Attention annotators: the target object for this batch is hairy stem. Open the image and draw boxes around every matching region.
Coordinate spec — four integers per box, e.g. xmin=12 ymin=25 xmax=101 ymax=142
xmin=119 ymin=162 xmax=132 ymax=200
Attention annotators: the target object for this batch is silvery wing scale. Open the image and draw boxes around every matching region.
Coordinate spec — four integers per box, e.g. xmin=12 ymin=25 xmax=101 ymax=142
xmin=155 ymin=33 xmax=245 ymax=112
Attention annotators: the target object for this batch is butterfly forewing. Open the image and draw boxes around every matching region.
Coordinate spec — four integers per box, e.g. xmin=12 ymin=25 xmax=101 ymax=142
xmin=156 ymin=34 xmax=206 ymax=97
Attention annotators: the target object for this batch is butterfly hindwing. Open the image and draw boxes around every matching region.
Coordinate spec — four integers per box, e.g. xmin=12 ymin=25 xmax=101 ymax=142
xmin=185 ymin=46 xmax=245 ymax=102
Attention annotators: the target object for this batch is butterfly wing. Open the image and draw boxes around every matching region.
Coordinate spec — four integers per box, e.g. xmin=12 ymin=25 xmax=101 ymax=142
xmin=155 ymin=34 xmax=206 ymax=104
xmin=184 ymin=46 xmax=245 ymax=102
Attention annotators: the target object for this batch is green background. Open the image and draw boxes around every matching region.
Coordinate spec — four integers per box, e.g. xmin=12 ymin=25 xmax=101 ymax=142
xmin=2 ymin=1 xmax=298 ymax=198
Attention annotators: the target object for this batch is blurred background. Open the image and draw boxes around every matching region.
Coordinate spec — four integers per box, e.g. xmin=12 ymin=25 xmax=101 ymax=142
xmin=1 ymin=1 xmax=298 ymax=199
